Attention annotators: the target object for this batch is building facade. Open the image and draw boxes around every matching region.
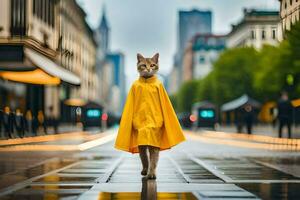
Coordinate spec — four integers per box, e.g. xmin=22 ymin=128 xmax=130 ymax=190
xmin=167 ymin=67 xmax=180 ymax=95
xmin=178 ymin=10 xmax=212 ymax=53
xmin=58 ymin=0 xmax=99 ymax=122
xmin=183 ymin=34 xmax=226 ymax=81
xmin=227 ymin=9 xmax=282 ymax=49
xmin=168 ymin=9 xmax=212 ymax=93
xmin=0 ymin=0 xmax=98 ymax=122
xmin=279 ymin=0 xmax=300 ymax=32
xmin=106 ymin=53 xmax=126 ymax=114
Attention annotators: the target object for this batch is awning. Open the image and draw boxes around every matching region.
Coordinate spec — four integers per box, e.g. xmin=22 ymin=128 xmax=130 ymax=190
xmin=25 ymin=48 xmax=81 ymax=85
xmin=0 ymin=69 xmax=60 ymax=85
xmin=64 ymin=98 xmax=87 ymax=107
xmin=221 ymin=94 xmax=261 ymax=112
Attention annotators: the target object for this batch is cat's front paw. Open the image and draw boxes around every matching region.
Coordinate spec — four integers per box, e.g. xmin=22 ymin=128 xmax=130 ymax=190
xmin=146 ymin=172 xmax=156 ymax=179
xmin=141 ymin=168 xmax=148 ymax=176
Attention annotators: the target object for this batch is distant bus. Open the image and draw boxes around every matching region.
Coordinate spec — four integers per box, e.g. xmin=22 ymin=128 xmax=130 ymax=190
xmin=192 ymin=101 xmax=217 ymax=130
xmin=82 ymin=102 xmax=103 ymax=130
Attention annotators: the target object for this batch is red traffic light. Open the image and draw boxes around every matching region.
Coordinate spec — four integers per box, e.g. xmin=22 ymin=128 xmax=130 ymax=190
xmin=101 ymin=113 xmax=108 ymax=121
xmin=189 ymin=114 xmax=197 ymax=122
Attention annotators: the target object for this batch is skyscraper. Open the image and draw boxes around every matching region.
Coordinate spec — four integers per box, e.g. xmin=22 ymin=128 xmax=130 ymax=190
xmin=169 ymin=9 xmax=212 ymax=92
xmin=178 ymin=9 xmax=212 ymax=53
xmin=95 ymin=7 xmax=126 ymax=115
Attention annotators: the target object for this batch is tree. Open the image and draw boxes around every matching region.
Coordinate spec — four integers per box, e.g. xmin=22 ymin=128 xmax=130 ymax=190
xmin=210 ymin=47 xmax=259 ymax=105
xmin=176 ymin=79 xmax=199 ymax=112
xmin=284 ymin=21 xmax=300 ymax=96
xmin=197 ymin=73 xmax=214 ymax=102
xmin=253 ymin=44 xmax=283 ymax=101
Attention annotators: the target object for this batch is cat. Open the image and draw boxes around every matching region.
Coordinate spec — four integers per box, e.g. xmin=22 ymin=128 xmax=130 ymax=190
xmin=137 ymin=53 xmax=159 ymax=78
xmin=137 ymin=53 xmax=160 ymax=179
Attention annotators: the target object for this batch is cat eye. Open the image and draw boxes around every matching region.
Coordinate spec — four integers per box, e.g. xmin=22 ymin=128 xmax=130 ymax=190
xmin=151 ymin=64 xmax=156 ymax=68
xmin=139 ymin=64 xmax=146 ymax=69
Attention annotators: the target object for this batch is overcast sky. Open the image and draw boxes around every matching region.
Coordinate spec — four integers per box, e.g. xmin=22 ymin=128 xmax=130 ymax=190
xmin=76 ymin=0 xmax=279 ymax=87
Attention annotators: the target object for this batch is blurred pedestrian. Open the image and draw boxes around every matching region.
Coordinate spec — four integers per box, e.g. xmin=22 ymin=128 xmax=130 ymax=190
xmin=243 ymin=104 xmax=254 ymax=134
xmin=3 ymin=106 xmax=13 ymax=138
xmin=235 ymin=108 xmax=243 ymax=133
xmin=37 ymin=110 xmax=47 ymax=134
xmin=25 ymin=110 xmax=33 ymax=136
xmin=32 ymin=113 xmax=39 ymax=136
xmin=0 ymin=109 xmax=3 ymax=138
xmin=277 ymin=91 xmax=293 ymax=138
xmin=48 ymin=106 xmax=58 ymax=134
xmin=14 ymin=109 xmax=26 ymax=138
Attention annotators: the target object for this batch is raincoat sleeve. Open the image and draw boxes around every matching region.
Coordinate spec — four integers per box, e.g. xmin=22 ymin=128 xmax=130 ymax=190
xmin=158 ymin=83 xmax=186 ymax=148
xmin=114 ymin=84 xmax=135 ymax=152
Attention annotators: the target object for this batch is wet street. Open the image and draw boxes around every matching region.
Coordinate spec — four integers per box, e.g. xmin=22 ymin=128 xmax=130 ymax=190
xmin=0 ymin=128 xmax=300 ymax=200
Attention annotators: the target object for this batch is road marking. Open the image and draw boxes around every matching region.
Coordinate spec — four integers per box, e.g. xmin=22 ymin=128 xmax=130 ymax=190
xmin=95 ymin=156 xmax=124 ymax=183
xmin=186 ymin=131 xmax=300 ymax=151
xmin=0 ymin=131 xmax=116 ymax=152
xmin=168 ymin=156 xmax=191 ymax=183
xmin=0 ymin=131 xmax=89 ymax=146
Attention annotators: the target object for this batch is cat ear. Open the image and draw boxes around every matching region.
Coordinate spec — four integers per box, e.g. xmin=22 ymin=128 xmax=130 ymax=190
xmin=151 ymin=53 xmax=159 ymax=64
xmin=137 ymin=53 xmax=144 ymax=63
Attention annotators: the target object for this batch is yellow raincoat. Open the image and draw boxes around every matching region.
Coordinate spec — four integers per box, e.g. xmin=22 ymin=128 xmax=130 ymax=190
xmin=114 ymin=75 xmax=186 ymax=153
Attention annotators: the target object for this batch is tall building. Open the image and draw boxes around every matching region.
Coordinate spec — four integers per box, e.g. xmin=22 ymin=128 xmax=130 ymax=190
xmin=279 ymin=0 xmax=300 ymax=33
xmin=169 ymin=9 xmax=212 ymax=93
xmin=106 ymin=53 xmax=125 ymax=114
xmin=58 ymin=0 xmax=99 ymax=122
xmin=95 ymin=8 xmax=126 ymax=115
xmin=96 ymin=7 xmax=110 ymax=61
xmin=183 ymin=34 xmax=226 ymax=81
xmin=0 ymin=0 xmax=98 ymax=122
xmin=178 ymin=10 xmax=212 ymax=52
xmin=226 ymin=9 xmax=282 ymax=49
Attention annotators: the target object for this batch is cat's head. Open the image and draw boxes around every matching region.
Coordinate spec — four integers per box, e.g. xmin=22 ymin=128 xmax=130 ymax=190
xmin=137 ymin=53 xmax=159 ymax=78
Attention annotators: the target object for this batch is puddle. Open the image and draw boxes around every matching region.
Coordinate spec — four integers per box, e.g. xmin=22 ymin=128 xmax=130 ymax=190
xmin=197 ymin=157 xmax=300 ymax=181
xmin=0 ymin=193 xmax=81 ymax=200
xmin=83 ymin=192 xmax=198 ymax=200
xmin=34 ymin=174 xmax=97 ymax=183
xmin=0 ymin=159 xmax=74 ymax=190
xmin=174 ymin=158 xmax=224 ymax=183
xmin=30 ymin=185 xmax=92 ymax=190
xmin=238 ymin=183 xmax=300 ymax=200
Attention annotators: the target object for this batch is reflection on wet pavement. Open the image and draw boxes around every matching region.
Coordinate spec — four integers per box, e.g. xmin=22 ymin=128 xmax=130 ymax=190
xmin=194 ymin=156 xmax=300 ymax=182
xmin=238 ymin=183 xmax=300 ymax=200
xmin=1 ymin=145 xmax=300 ymax=200
xmin=0 ymin=192 xmax=81 ymax=200
xmin=95 ymin=192 xmax=198 ymax=200
xmin=0 ymin=158 xmax=75 ymax=190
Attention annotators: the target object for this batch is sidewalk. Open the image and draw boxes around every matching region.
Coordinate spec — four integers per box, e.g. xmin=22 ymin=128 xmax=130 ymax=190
xmin=0 ymin=127 xmax=116 ymax=151
xmin=0 ymin=124 xmax=92 ymax=139
xmin=216 ymin=124 xmax=300 ymax=139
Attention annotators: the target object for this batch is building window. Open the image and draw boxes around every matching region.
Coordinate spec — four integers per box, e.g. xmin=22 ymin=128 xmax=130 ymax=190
xmin=32 ymin=0 xmax=55 ymax=27
xmin=272 ymin=29 xmax=276 ymax=39
xmin=261 ymin=30 xmax=266 ymax=40
xmin=251 ymin=30 xmax=256 ymax=39
xmin=290 ymin=0 xmax=293 ymax=5
xmin=10 ymin=0 xmax=27 ymax=36
xmin=199 ymin=56 xmax=205 ymax=64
